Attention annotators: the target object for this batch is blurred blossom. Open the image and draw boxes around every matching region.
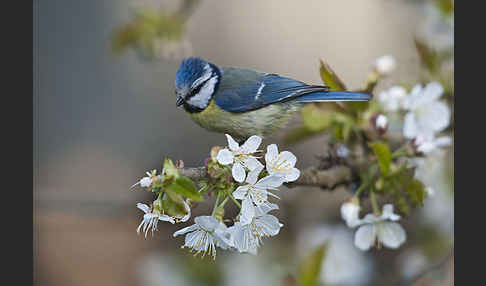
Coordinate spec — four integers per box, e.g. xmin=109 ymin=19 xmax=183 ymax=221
xmin=374 ymin=55 xmax=396 ymax=75
xmin=137 ymin=253 xmax=194 ymax=286
xmin=425 ymin=186 xmax=435 ymax=197
xmin=375 ymin=114 xmax=388 ymax=130
xmin=221 ymin=254 xmax=277 ymax=286
xmin=410 ymin=150 xmax=454 ymax=236
xmin=403 ymin=82 xmax=450 ymax=141
xmin=353 ymin=204 xmax=406 ymax=251
xmin=377 ymin=86 xmax=407 ymax=112
xmin=397 ymin=249 xmax=429 ymax=280
xmin=371 ymin=113 xmax=388 ymax=135
xmin=417 ymin=1 xmax=454 ymax=52
xmin=336 ymin=145 xmax=350 ymax=158
xmin=297 ymin=225 xmax=373 ymax=286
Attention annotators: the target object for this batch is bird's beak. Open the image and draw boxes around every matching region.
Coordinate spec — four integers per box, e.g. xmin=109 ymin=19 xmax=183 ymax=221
xmin=176 ymin=96 xmax=185 ymax=107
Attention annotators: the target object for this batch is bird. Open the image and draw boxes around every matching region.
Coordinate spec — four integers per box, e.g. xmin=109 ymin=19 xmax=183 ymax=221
xmin=174 ymin=57 xmax=372 ymax=142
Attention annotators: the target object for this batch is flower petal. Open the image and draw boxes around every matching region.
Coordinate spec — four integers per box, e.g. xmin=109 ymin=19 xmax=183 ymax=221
xmin=229 ymin=222 xmax=257 ymax=254
xmin=435 ymin=136 xmax=452 ymax=148
xmin=244 ymin=156 xmax=263 ymax=172
xmin=354 ymin=224 xmax=376 ymax=251
xmin=377 ymin=222 xmax=406 ymax=249
xmin=421 ymin=82 xmax=444 ymax=103
xmin=214 ymin=224 xmax=233 ymax=249
xmin=233 ymin=185 xmax=249 ymax=200
xmin=280 ymin=151 xmax=297 ymax=167
xmin=403 ymin=112 xmax=418 ymax=139
xmin=245 ymin=166 xmax=262 ymax=185
xmin=255 ymin=202 xmax=279 ymax=216
xmin=225 ymin=134 xmax=239 ymax=151
xmin=265 ymin=144 xmax=279 ymax=164
xmin=195 ymin=216 xmax=220 ymax=231
xmin=341 ymin=201 xmax=361 ymax=228
xmin=240 ymin=198 xmax=256 ymax=225
xmin=159 ymin=214 xmax=176 ymax=224
xmin=286 ymin=168 xmax=300 ymax=182
xmin=232 ymin=162 xmax=246 ymax=183
xmin=254 ymin=214 xmax=282 ymax=237
xmin=418 ymin=101 xmax=450 ymax=133
xmin=381 ymin=204 xmax=400 ymax=221
xmin=173 ymin=224 xmax=198 ymax=237
xmin=241 ymin=135 xmax=262 ymax=154
xmin=216 ymin=149 xmax=234 ymax=165
xmin=256 ymin=174 xmax=285 ymax=189
xmin=136 ymin=203 xmax=150 ymax=214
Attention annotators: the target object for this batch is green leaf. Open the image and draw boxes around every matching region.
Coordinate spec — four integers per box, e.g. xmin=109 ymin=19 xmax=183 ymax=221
xmin=162 ymin=191 xmax=187 ymax=217
xmin=167 ymin=177 xmax=203 ymax=201
xmin=370 ymin=142 xmax=392 ymax=176
xmin=319 ymin=60 xmax=347 ymax=91
xmin=297 ymin=242 xmax=328 ymax=286
xmin=406 ymin=179 xmax=426 ymax=206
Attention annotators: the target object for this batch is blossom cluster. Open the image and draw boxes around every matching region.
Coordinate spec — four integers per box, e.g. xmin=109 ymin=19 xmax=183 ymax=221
xmin=337 ymin=56 xmax=452 ymax=252
xmin=133 ymin=134 xmax=300 ymax=259
xmin=378 ymin=81 xmax=451 ymax=154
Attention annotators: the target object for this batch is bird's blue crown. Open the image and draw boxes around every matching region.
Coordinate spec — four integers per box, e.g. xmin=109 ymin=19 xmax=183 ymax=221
xmin=174 ymin=57 xmax=221 ymax=113
xmin=175 ymin=57 xmax=210 ymax=91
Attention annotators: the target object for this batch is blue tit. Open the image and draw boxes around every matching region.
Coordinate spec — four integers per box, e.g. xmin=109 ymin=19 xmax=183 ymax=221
xmin=174 ymin=57 xmax=372 ymax=141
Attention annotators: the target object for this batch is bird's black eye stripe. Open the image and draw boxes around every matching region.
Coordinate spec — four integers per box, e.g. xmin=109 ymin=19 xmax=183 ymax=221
xmin=187 ymin=74 xmax=213 ymax=99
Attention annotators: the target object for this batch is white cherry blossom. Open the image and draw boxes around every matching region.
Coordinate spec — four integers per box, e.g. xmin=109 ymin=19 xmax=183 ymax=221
xmin=173 ymin=216 xmax=232 ymax=259
xmin=136 ymin=203 xmax=175 ymax=237
xmin=353 ymin=204 xmax=406 ymax=251
xmin=233 ymin=168 xmax=285 ymax=225
xmin=228 ymin=203 xmax=283 ymax=255
xmin=216 ymin=134 xmax=264 ymax=183
xmin=264 ymin=144 xmax=300 ymax=182
xmin=403 ymin=82 xmax=450 ymax=141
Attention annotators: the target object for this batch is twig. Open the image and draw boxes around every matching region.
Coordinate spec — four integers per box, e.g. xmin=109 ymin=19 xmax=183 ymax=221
xmin=179 ymin=165 xmax=354 ymax=190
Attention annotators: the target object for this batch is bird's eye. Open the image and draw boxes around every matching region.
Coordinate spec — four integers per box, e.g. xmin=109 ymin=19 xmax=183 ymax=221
xmin=189 ymin=84 xmax=204 ymax=97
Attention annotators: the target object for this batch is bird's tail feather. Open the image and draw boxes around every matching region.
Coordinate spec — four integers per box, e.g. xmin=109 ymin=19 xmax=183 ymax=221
xmin=295 ymin=91 xmax=372 ymax=102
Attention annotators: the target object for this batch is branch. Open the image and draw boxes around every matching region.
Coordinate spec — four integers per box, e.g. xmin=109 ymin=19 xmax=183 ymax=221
xmin=179 ymin=165 xmax=354 ymax=190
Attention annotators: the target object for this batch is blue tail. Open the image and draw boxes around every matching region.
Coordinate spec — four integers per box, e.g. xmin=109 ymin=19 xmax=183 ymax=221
xmin=295 ymin=91 xmax=372 ymax=103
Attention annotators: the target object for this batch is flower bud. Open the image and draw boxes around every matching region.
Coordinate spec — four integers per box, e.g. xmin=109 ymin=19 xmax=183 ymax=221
xmin=140 ymin=177 xmax=152 ymax=188
xmin=371 ymin=113 xmax=388 ymax=135
xmin=374 ymin=55 xmax=396 ymax=75
xmin=340 ymin=197 xmax=361 ymax=228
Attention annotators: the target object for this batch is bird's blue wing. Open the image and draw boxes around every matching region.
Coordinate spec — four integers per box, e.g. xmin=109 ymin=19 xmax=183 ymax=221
xmin=214 ymin=69 xmax=327 ymax=113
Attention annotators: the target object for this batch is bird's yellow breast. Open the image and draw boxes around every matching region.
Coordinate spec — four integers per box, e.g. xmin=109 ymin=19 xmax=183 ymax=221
xmin=189 ymin=100 xmax=301 ymax=140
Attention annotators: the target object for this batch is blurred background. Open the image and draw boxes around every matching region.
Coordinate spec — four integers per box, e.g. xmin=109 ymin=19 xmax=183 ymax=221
xmin=34 ymin=0 xmax=453 ymax=285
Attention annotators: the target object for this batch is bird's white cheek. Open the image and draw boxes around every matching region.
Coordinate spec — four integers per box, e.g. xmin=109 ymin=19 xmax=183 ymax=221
xmin=186 ymin=76 xmax=218 ymax=109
